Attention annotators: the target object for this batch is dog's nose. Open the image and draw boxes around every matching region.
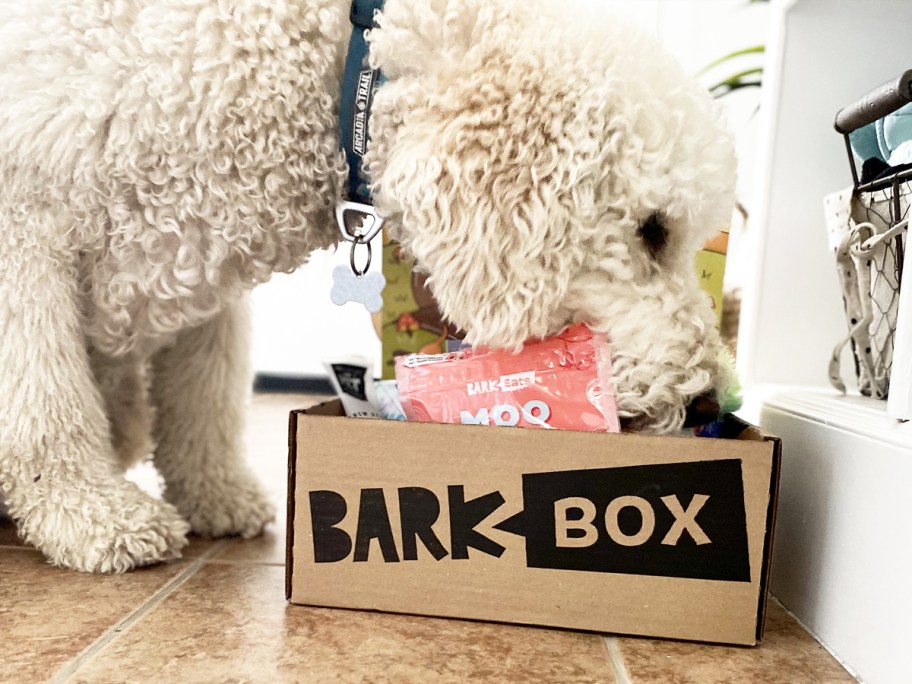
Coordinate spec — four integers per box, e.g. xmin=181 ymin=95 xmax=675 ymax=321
xmin=682 ymin=394 xmax=721 ymax=428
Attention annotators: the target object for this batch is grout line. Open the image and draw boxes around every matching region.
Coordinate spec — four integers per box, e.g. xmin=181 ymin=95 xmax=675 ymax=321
xmin=204 ymin=558 xmax=284 ymax=567
xmin=770 ymin=597 xmax=862 ymax=682
xmin=602 ymin=636 xmax=634 ymax=684
xmin=49 ymin=539 xmax=232 ymax=684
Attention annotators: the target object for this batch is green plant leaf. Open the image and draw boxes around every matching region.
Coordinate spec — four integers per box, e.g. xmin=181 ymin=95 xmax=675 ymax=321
xmin=710 ymin=80 xmax=763 ymax=98
xmin=713 ymin=66 xmax=764 ymax=86
xmin=697 ymin=46 xmax=765 ymax=76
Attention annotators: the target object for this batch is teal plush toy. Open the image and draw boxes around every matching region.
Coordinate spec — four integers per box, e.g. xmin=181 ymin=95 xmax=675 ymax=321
xmin=719 ymin=348 xmax=743 ymax=415
xmin=850 ymin=102 xmax=912 ymax=167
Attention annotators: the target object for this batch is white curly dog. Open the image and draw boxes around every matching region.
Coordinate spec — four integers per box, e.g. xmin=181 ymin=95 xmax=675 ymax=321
xmin=0 ymin=0 xmax=736 ymax=572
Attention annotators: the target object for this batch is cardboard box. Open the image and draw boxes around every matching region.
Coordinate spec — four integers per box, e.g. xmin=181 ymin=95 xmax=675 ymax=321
xmin=286 ymin=402 xmax=781 ymax=646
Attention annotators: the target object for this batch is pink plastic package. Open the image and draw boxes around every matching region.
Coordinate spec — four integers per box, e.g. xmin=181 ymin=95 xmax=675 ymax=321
xmin=395 ymin=324 xmax=620 ymax=432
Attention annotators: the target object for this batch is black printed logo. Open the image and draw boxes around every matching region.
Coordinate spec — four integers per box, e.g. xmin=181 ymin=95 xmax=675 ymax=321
xmin=307 ymin=460 xmax=751 ymax=583
xmin=330 ymin=364 xmax=368 ymax=401
xmin=498 ymin=460 xmax=750 ymax=581
xmin=352 ymin=69 xmax=376 ymax=157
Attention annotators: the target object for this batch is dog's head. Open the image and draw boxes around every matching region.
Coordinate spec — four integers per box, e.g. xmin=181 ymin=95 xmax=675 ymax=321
xmin=366 ymin=0 xmax=737 ymax=433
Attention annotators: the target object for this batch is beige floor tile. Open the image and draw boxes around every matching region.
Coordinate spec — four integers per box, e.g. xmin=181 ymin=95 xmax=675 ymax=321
xmin=0 ymin=548 xmax=189 ymax=684
xmin=214 ymin=516 xmax=286 ymax=565
xmin=615 ymin=601 xmax=854 ymax=683
xmin=181 ymin=536 xmax=222 ymax=559
xmin=69 ymin=563 xmax=614 ymax=684
xmin=252 ymin=392 xmax=331 ymax=409
xmin=245 ymin=393 xmax=328 ymax=494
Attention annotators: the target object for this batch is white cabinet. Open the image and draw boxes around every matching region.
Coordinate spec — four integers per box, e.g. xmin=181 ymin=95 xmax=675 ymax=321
xmin=738 ymin=2 xmax=912 ymax=681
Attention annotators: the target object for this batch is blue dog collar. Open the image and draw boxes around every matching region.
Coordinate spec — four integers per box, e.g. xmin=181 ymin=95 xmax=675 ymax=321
xmin=336 ymin=0 xmax=386 ymax=259
xmin=350 ymin=0 xmax=384 ymax=32
xmin=340 ymin=0 xmax=385 ymax=206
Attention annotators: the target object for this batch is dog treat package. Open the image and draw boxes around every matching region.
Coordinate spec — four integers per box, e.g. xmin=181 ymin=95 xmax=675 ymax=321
xmin=395 ymin=324 xmax=620 ymax=432
xmin=323 ymin=357 xmax=382 ymax=419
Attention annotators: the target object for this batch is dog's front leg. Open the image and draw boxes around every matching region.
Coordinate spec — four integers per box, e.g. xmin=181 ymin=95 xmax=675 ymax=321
xmin=0 ymin=246 xmax=190 ymax=573
xmin=150 ymin=298 xmax=274 ymax=539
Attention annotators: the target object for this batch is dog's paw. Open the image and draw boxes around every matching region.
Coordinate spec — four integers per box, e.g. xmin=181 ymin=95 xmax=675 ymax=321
xmin=22 ymin=485 xmax=190 ymax=574
xmin=170 ymin=473 xmax=275 ymax=539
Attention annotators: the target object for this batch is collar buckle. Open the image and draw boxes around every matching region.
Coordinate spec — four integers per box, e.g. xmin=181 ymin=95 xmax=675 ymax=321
xmin=336 ymin=200 xmax=385 ymax=244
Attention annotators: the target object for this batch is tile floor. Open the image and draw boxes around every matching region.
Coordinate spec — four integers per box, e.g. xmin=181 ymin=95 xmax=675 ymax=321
xmin=1 ymin=394 xmax=856 ymax=683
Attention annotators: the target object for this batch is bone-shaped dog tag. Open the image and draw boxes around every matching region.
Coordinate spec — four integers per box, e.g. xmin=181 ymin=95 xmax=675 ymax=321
xmin=331 ymin=265 xmax=386 ymax=313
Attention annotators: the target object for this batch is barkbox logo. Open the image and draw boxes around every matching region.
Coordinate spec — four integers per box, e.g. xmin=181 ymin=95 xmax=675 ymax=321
xmin=466 ymin=371 xmax=536 ymax=396
xmin=308 ymin=460 xmax=751 ymax=582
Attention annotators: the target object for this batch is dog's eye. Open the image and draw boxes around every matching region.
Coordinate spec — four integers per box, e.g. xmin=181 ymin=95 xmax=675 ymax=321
xmin=638 ymin=213 xmax=668 ymax=259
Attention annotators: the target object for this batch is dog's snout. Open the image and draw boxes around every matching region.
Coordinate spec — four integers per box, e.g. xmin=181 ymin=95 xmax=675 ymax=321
xmin=682 ymin=394 xmax=721 ymax=428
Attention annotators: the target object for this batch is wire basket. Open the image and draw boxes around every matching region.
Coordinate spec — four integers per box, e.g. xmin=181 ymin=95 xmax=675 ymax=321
xmin=827 ymin=71 xmax=911 ymax=398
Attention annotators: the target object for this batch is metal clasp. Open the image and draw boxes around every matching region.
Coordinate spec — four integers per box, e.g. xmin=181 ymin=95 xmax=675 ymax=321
xmin=336 ymin=201 xmax=385 ymax=277
xmin=336 ymin=200 xmax=385 ymax=245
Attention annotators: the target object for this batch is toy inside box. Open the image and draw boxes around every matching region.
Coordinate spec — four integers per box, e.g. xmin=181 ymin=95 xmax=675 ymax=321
xmin=286 ymin=402 xmax=781 ymax=646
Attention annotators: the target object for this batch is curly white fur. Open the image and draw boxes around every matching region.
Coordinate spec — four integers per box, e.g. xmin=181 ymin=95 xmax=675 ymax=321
xmin=0 ymin=0 xmax=348 ymax=573
xmin=367 ymin=0 xmax=736 ymax=432
xmin=0 ymin=0 xmax=736 ymax=572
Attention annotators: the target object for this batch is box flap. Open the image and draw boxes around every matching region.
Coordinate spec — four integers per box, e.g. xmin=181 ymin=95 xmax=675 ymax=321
xmin=286 ymin=400 xmax=346 ymax=600
xmin=755 ymin=434 xmax=782 ymax=641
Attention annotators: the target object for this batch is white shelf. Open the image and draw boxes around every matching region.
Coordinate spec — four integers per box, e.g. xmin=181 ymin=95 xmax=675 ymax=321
xmin=741 ymin=385 xmax=912 ymax=684
xmin=742 ymin=385 xmax=912 ymax=450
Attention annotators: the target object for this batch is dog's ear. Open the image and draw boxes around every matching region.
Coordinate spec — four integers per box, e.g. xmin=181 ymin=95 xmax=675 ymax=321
xmin=366 ymin=84 xmax=584 ymax=350
xmin=366 ymin=1 xmax=599 ymax=349
xmin=371 ymin=154 xmax=578 ymax=349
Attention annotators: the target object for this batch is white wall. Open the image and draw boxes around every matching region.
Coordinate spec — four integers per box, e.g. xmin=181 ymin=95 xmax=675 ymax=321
xmin=251 ymin=239 xmax=383 ymax=377
xmin=251 ymin=0 xmax=770 ymax=377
